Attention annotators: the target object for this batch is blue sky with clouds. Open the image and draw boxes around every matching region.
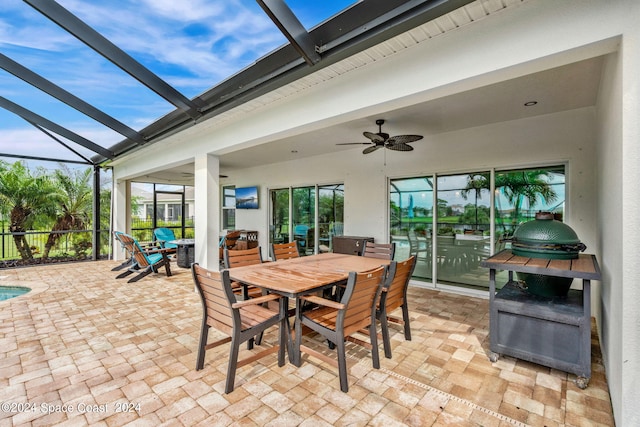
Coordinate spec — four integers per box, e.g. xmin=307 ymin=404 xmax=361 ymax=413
xmin=0 ymin=0 xmax=356 ymax=164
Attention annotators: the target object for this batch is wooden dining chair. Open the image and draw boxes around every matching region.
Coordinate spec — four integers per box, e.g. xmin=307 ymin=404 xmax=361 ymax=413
xmin=192 ymin=264 xmax=286 ymax=393
xmin=295 ymin=265 xmax=387 ymax=392
xmin=377 ymin=256 xmax=417 ymax=358
xmin=223 ymin=246 xmax=266 ymax=302
xmin=224 ymin=246 xmax=263 ymax=268
xmin=270 ymin=241 xmax=300 ymax=260
xmin=362 ymin=242 xmax=396 ymax=260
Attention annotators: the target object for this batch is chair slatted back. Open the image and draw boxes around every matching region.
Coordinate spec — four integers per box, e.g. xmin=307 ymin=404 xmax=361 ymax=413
xmin=384 ymin=256 xmax=417 ymax=313
xmin=192 ymin=264 xmax=235 ymax=336
xmin=222 ymin=230 xmax=241 ymax=250
xmin=271 ymin=241 xmax=300 ymax=260
xmin=154 ymin=227 xmax=177 ymax=248
xmin=118 ymin=233 xmax=151 ymax=268
xmin=340 ymin=265 xmax=386 ymax=336
xmin=362 ymin=242 xmax=396 ymax=260
xmin=224 ymin=246 xmax=263 ymax=269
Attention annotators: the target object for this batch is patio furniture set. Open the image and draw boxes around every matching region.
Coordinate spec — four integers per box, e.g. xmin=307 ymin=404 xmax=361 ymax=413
xmin=112 ymin=230 xmax=413 ymax=392
xmin=196 ymin=241 xmax=415 ymax=394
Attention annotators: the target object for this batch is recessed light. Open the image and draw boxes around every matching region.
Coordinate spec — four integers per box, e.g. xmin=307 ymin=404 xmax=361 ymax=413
xmin=524 ymin=101 xmax=538 ymax=106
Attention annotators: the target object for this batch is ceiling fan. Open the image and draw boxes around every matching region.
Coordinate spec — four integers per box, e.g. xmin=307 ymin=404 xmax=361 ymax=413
xmin=337 ymin=119 xmax=423 ymax=154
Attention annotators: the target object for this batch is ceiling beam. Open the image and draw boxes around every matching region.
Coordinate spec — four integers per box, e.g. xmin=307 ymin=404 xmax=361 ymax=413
xmin=0 ymin=95 xmax=114 ymax=159
xmin=29 ymin=120 xmax=94 ymax=164
xmin=256 ymin=0 xmax=321 ymax=66
xmin=24 ymin=0 xmax=205 ymax=120
xmin=0 ymin=52 xmax=145 ymax=145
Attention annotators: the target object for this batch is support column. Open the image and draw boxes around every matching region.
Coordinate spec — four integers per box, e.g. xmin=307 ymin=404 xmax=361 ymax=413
xmin=92 ymin=165 xmax=100 ymax=261
xmin=194 ymin=154 xmax=220 ymax=269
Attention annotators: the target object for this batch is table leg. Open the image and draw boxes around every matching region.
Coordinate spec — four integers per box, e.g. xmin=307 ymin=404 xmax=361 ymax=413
xmin=294 ymin=297 xmax=303 ymax=367
xmin=281 ymin=296 xmax=295 ymax=364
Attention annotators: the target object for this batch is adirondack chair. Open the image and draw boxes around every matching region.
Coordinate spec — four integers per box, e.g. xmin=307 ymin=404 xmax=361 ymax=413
xmin=112 ymin=231 xmax=135 ymax=271
xmin=115 ymin=233 xmax=173 ymax=282
xmin=153 ymin=227 xmax=178 ymax=251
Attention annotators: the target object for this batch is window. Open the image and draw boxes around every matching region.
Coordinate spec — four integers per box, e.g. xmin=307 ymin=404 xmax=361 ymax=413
xmin=222 ymin=186 xmax=236 ymax=230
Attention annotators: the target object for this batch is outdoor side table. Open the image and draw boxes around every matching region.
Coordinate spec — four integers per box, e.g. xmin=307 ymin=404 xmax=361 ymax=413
xmin=170 ymin=239 xmax=195 ymax=268
xmin=481 ymin=250 xmax=601 ymax=389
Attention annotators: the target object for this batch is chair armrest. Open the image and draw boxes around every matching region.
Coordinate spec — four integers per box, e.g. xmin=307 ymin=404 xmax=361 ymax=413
xmin=299 ymin=295 xmax=345 ymax=310
xmin=145 ymin=247 xmax=174 ymax=255
xmin=232 ymin=293 xmax=280 ymax=309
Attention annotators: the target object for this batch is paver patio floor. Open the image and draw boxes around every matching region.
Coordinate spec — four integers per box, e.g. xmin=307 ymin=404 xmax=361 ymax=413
xmin=0 ymin=260 xmax=614 ymax=426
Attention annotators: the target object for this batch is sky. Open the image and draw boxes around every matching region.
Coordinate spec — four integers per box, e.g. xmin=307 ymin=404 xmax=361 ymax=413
xmin=0 ymin=0 xmax=357 ymax=166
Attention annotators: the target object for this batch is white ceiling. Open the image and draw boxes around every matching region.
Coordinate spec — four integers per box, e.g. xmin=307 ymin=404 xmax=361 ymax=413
xmin=141 ymin=54 xmax=603 ymax=185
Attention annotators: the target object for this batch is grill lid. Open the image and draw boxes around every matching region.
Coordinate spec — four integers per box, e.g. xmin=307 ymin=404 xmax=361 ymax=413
xmin=511 ymin=212 xmax=586 ymax=259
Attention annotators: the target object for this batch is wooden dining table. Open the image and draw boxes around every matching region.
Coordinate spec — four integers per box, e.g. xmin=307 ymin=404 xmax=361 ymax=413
xmin=227 ymin=252 xmax=391 ymax=365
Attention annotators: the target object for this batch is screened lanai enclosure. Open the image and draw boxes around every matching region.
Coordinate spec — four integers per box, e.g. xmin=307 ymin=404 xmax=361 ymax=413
xmin=0 ymin=0 xmax=575 ymax=293
xmin=0 ymin=0 xmax=478 ymax=266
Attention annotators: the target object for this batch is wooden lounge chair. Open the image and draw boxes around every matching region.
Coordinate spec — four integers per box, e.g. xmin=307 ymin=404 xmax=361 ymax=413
xmin=362 ymin=242 xmax=396 ymax=260
xmin=192 ymin=264 xmax=286 ymax=393
xmin=377 ymin=256 xmax=417 ymax=358
xmin=270 ymin=241 xmax=300 ymax=260
xmin=115 ymin=233 xmax=173 ymax=282
xmin=112 ymin=231 xmax=135 ymax=271
xmin=295 ymin=265 xmax=387 ymax=392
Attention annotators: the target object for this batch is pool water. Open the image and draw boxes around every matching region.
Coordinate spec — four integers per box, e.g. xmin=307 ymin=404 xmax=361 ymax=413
xmin=0 ymin=286 xmax=31 ymax=301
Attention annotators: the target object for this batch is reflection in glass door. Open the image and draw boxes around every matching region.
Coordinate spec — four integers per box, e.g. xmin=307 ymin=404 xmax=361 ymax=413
xmin=318 ymin=184 xmax=344 ymax=252
xmin=389 ymin=166 xmax=566 ymax=291
xmin=436 ymin=173 xmax=491 ymax=288
xmin=389 ymin=177 xmax=434 ymax=281
xmin=292 ymin=187 xmax=315 ymax=255
xmin=269 ymin=184 xmax=344 ymax=257
xmin=270 ymin=189 xmax=289 ymax=245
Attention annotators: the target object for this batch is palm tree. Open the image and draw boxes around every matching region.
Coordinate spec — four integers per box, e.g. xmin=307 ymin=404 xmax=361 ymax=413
xmin=42 ymin=165 xmax=92 ymax=259
xmin=0 ymin=162 xmax=59 ymax=260
xmin=461 ymin=173 xmax=490 ymax=228
xmin=461 ymin=169 xmax=558 ymax=232
xmin=497 ymin=169 xmax=557 ymax=224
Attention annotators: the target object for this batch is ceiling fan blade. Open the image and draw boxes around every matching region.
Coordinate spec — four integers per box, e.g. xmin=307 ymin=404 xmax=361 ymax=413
xmin=387 ymin=143 xmax=414 ymax=152
xmin=363 ymin=145 xmax=382 ymax=154
xmin=336 ymin=142 xmax=373 ymax=146
xmin=363 ymin=131 xmax=385 ymax=143
xmin=386 ymin=134 xmax=423 ymax=145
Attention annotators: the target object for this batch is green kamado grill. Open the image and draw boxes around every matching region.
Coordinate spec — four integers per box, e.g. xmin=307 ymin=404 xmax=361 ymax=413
xmin=511 ymin=212 xmax=586 ymax=297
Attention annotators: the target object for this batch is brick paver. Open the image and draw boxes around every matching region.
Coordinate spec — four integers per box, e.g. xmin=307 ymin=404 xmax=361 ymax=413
xmin=0 ymin=260 xmax=614 ymax=426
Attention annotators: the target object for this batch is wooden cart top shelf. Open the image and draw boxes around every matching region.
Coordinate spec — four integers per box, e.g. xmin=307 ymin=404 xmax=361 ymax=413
xmin=481 ymin=250 xmax=601 ymax=280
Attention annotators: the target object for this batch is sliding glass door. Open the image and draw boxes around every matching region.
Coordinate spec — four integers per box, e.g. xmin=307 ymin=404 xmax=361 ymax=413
xmin=389 ymin=165 xmax=565 ymax=290
xmin=436 ymin=173 xmax=490 ymax=288
xmin=390 ymin=177 xmax=433 ymax=280
xmin=269 ymin=184 xmax=344 ymax=257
